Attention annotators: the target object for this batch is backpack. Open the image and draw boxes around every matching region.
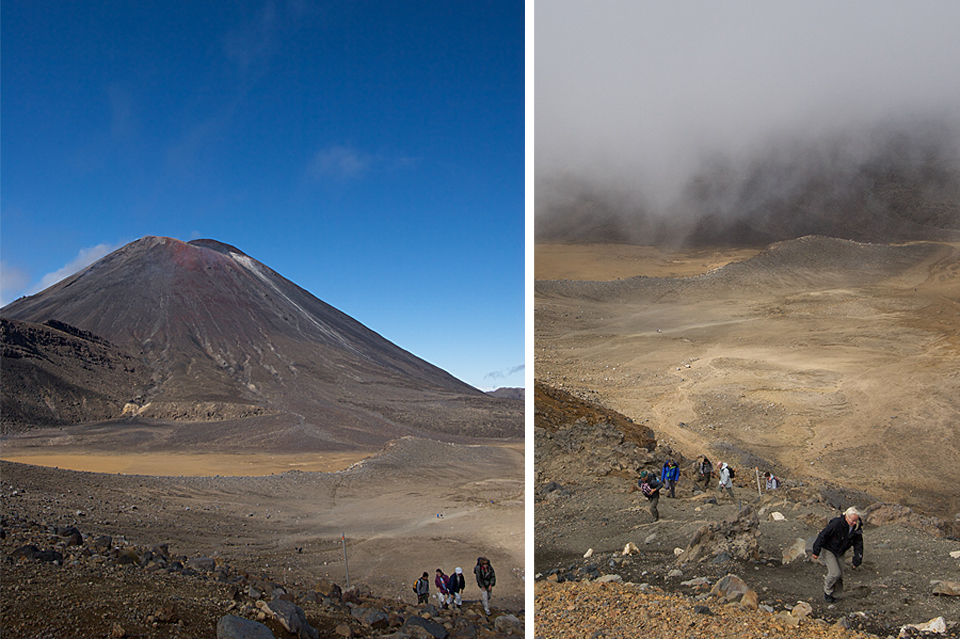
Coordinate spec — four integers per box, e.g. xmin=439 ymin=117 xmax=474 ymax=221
xmin=640 ymin=480 xmax=654 ymax=497
xmin=727 ymin=466 xmax=736 ymax=480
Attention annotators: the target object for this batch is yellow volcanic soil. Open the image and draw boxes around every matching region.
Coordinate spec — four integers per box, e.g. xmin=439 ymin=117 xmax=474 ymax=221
xmin=0 ymin=451 xmax=372 ymax=477
xmin=535 ymin=243 xmax=761 ymax=280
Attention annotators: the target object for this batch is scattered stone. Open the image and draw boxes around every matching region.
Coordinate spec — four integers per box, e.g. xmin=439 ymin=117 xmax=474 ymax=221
xmin=595 ymin=574 xmax=623 ymax=584
xmin=798 ymin=512 xmax=828 ymax=530
xmin=583 ymin=548 xmax=593 ymax=558
xmin=932 ymin=580 xmax=960 ymax=596
xmin=769 ymin=512 xmax=786 ymax=521
xmin=680 ymin=577 xmax=710 ymax=587
xmin=791 ymin=601 xmax=813 ymax=619
xmin=898 ymin=616 xmax=946 ymax=637
xmin=187 ymin=557 xmax=217 ymax=572
xmin=257 ymin=600 xmax=319 ymax=639
xmin=349 ymin=606 xmax=388 ymax=629
xmin=494 ymin=613 xmax=522 ymax=633
xmin=709 ymin=574 xmax=750 ymax=603
xmin=622 ymin=542 xmax=639 ymax=555
xmin=833 ymin=617 xmax=852 ymax=630
xmin=677 ymin=506 xmax=760 ymax=565
xmin=217 ymin=614 xmax=276 ymax=639
xmin=403 ymin=615 xmax=449 ymax=639
xmin=782 ymin=538 xmax=807 ymax=564
xmin=776 ymin=611 xmax=801 ymax=628
xmin=740 ymin=590 xmax=758 ymax=610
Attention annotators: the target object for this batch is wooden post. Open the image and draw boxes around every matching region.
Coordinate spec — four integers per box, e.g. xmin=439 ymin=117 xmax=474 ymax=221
xmin=341 ymin=533 xmax=351 ymax=589
xmin=755 ymin=467 xmax=763 ymax=498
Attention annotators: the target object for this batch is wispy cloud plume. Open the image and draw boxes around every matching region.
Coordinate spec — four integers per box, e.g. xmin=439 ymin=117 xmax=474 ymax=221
xmin=484 ymin=364 xmax=525 ymax=381
xmin=34 ymin=243 xmax=121 ymax=293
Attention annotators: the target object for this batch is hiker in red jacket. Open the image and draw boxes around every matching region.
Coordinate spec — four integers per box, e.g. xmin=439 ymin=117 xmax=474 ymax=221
xmin=435 ymin=568 xmax=451 ymax=608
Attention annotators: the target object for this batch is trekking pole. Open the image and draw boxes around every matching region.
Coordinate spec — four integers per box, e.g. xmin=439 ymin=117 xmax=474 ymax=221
xmin=341 ymin=533 xmax=351 ymax=589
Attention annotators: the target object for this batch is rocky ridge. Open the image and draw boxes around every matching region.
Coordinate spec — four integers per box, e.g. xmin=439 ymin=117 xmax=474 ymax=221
xmin=534 ymin=380 xmax=960 ymax=638
xmin=1 ymin=509 xmax=524 ymax=639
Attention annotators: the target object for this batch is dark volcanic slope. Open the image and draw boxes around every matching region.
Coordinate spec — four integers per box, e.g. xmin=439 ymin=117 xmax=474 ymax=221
xmin=535 ymin=236 xmax=943 ymax=301
xmin=0 ymin=319 xmax=150 ymax=432
xmin=1 ymin=237 xmax=521 ymax=445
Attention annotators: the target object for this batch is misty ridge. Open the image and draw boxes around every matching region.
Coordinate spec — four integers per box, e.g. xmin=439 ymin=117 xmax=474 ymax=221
xmin=536 ymin=117 xmax=960 ymax=247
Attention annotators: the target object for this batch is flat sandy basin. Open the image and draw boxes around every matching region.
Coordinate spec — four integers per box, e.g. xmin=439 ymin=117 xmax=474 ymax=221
xmin=0 ymin=451 xmax=373 ymax=476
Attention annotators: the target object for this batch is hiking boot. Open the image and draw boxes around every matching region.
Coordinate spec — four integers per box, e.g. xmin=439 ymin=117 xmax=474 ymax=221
xmin=823 ymin=592 xmax=838 ymax=603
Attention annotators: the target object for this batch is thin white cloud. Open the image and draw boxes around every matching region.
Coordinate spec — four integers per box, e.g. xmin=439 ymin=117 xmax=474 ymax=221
xmin=0 ymin=262 xmax=31 ymax=307
xmin=308 ymin=145 xmax=374 ymax=180
xmin=33 ymin=243 xmax=121 ymax=294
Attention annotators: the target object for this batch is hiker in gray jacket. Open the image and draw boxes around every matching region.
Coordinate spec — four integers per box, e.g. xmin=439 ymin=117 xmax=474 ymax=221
xmin=414 ymin=571 xmax=430 ymax=604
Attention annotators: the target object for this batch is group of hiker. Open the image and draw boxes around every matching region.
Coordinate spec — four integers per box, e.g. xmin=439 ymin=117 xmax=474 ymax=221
xmin=637 ymin=457 xmax=783 ymax=522
xmin=413 ymin=556 xmax=496 ymax=614
xmin=636 ymin=454 xmax=864 ymax=604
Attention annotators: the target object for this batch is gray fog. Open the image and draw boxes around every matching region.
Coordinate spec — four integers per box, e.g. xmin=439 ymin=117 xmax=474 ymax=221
xmin=536 ymin=1 xmax=960 ymax=244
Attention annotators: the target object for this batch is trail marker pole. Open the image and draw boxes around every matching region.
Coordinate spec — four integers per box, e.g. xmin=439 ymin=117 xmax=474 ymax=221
xmin=341 ymin=533 xmax=351 ymax=589
xmin=755 ymin=467 xmax=763 ymax=498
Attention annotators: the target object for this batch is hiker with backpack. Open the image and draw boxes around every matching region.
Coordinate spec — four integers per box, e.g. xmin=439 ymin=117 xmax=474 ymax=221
xmin=764 ymin=471 xmax=780 ymax=491
xmin=448 ymin=566 xmax=465 ymax=607
xmin=474 ymin=556 xmax=496 ymax=615
xmin=661 ymin=458 xmax=680 ymax=498
xmin=435 ymin=568 xmax=452 ymax=608
xmin=413 ymin=571 xmax=430 ymax=604
xmin=717 ymin=462 xmax=736 ymax=503
xmin=697 ymin=456 xmax=713 ymax=491
xmin=639 ymin=470 xmax=663 ymax=522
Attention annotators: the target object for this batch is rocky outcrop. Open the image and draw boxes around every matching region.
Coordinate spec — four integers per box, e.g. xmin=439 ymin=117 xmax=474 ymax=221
xmin=535 ymin=381 xmax=655 ymax=450
xmin=0 ymin=318 xmax=150 ymax=432
xmin=1 ymin=513 xmax=524 ymax=639
xmin=864 ymin=502 xmax=950 ymax=538
xmin=676 ymin=506 xmax=761 ymax=566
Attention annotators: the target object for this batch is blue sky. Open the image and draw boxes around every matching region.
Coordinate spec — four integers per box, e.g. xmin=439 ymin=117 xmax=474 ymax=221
xmin=1 ymin=1 xmax=525 ymax=390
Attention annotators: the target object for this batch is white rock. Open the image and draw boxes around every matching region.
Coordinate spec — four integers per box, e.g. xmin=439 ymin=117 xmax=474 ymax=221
xmin=899 ymin=616 xmax=946 ymax=637
xmin=674 ymin=547 xmax=684 ymax=556
xmin=680 ymin=577 xmax=711 ymax=587
xmin=949 ymin=550 xmax=960 ymax=559
xmin=770 ymin=512 xmax=786 ymax=521
xmin=623 ymin=542 xmax=640 ymax=555
xmin=583 ymin=548 xmax=593 ymax=558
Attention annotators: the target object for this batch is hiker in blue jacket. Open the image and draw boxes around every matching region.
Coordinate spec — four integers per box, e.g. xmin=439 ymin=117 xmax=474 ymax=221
xmin=661 ymin=459 xmax=680 ymax=498
xmin=812 ymin=506 xmax=865 ymax=603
